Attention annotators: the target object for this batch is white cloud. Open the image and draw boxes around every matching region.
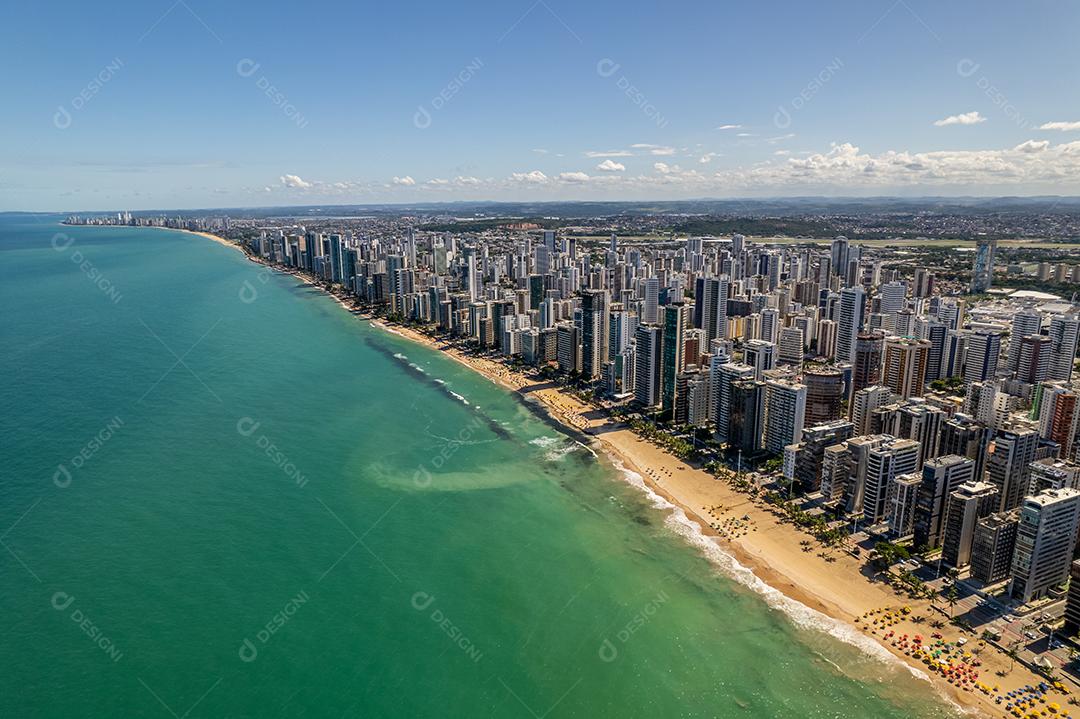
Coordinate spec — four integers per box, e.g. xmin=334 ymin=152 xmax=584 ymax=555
xmin=596 ymin=159 xmax=625 ymax=172
xmin=585 ymin=150 xmax=632 ymax=158
xmin=454 ymin=175 xmax=481 ymax=185
xmin=510 ymin=170 xmax=549 ymax=184
xmin=698 ymin=153 xmax=719 ymax=164
xmin=392 ymin=175 xmax=416 ymax=186
xmin=558 ymin=171 xmax=590 ymax=183
xmin=715 ymin=124 xmax=742 ymax=130
xmin=934 ymin=111 xmax=986 ymax=126
xmin=279 ymin=174 xmax=312 ymax=189
xmin=632 ymin=143 xmax=676 ymax=155
xmin=1039 ymin=121 xmax=1080 ymax=132
xmin=774 ymin=150 xmax=791 ymax=156
xmin=531 ymin=148 xmax=550 ymax=154
xmin=1014 ymin=140 xmax=1049 ymax=154
xmin=426 ymin=178 xmax=450 ymax=186
xmin=653 ymin=162 xmax=674 ymax=174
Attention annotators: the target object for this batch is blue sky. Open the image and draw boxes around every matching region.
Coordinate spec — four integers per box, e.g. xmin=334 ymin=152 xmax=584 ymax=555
xmin=3 ymin=0 xmax=1080 ymax=210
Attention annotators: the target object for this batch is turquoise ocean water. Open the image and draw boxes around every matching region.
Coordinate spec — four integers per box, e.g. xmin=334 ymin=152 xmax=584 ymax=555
xmin=0 ymin=216 xmax=957 ymax=717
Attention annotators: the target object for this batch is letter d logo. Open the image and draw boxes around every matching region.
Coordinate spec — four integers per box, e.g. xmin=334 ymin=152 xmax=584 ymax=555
xmin=51 ymin=591 xmax=76 ymax=611
xmin=413 ymin=105 xmax=432 ymax=130
xmin=53 ymin=464 xmax=72 ymax=488
xmin=53 ymin=106 xmax=72 ymax=130
xmin=598 ymin=638 xmax=618 ymax=662
xmin=236 ymin=417 xmax=260 ymax=437
xmin=239 ymin=280 xmax=258 ymax=304
xmin=239 ymin=638 xmax=258 ymax=662
xmin=411 ymin=591 xmax=435 ymax=611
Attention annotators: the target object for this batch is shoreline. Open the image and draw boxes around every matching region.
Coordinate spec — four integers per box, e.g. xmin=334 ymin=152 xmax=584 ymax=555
xmin=169 ymin=227 xmax=1057 ymax=718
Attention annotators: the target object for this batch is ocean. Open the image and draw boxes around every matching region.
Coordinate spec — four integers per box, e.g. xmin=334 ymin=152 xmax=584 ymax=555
xmin=0 ymin=216 xmax=956 ymax=717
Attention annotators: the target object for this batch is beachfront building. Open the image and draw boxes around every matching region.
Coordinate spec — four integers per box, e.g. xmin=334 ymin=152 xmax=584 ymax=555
xmin=913 ymin=455 xmax=975 ymax=551
xmin=763 ymin=378 xmax=807 ymax=456
xmin=1010 ymin=488 xmax=1080 ymax=603
xmin=633 ymin=324 xmax=663 ymax=410
xmin=941 ymin=481 xmax=999 ymax=570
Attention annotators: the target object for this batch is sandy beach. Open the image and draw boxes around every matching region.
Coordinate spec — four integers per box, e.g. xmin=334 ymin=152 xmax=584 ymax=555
xmin=186 ymin=229 xmax=1062 ymax=719
xmin=364 ymin=321 xmax=1064 ymax=719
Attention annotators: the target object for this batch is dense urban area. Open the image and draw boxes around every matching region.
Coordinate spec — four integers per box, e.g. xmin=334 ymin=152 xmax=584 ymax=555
xmin=68 ymin=203 xmax=1080 ymax=708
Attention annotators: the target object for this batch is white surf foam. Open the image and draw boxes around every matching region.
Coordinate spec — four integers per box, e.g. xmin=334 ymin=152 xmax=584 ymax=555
xmin=605 ymin=452 xmax=932 ymax=684
xmin=448 ymin=391 xmax=469 ymax=405
xmin=529 ymin=436 xmax=561 ymax=448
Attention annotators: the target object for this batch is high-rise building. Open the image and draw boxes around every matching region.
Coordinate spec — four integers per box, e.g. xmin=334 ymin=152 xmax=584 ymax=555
xmin=851 ymin=385 xmax=893 ymax=436
xmin=1037 ymin=383 xmax=1079 ymax=459
xmin=925 ymin=321 xmax=948 ymax=382
xmin=712 ymin=361 xmax=755 ymax=442
xmin=878 ymin=281 xmax=907 ymax=319
xmin=693 ymin=277 xmax=728 ymax=345
xmin=851 ymin=331 xmax=885 ymax=395
xmin=913 ymin=268 xmax=934 ymax=298
xmin=816 ymin=319 xmax=837 ymax=359
xmin=661 ymin=303 xmax=690 ymax=415
xmin=882 ymin=336 xmax=930 ymax=399
xmin=861 ymin=437 xmax=920 ymax=525
xmin=763 ymin=379 xmax=807 ymax=455
xmin=875 ymin=400 xmax=945 ymax=468
xmin=579 ymin=289 xmax=610 ymax=380
xmin=830 ymin=236 xmax=850 ymax=277
xmin=1048 ymin=315 xmax=1080 ymax=382
xmin=835 ymin=287 xmax=866 ymax=364
xmin=887 ymin=473 xmax=922 ymax=539
xmin=778 ymin=326 xmax=804 ymax=366
xmin=1064 ymin=561 xmax=1080 ymax=636
xmin=1010 ymin=488 xmax=1080 ymax=603
xmin=986 ymin=426 xmax=1041 ymax=512
xmin=556 ymin=322 xmax=581 ymax=374
xmin=964 ymin=329 xmax=1002 ymax=384
xmin=914 ymin=455 xmax=975 ymax=550
xmin=633 ymin=325 xmax=663 ymax=409
xmin=642 ymin=278 xmax=660 ymax=325
xmin=793 ymin=420 xmax=853 ymax=492
xmin=728 ymin=379 xmax=765 ymax=454
xmin=971 ymin=511 xmax=1019 ymax=585
xmin=941 ymin=481 xmax=999 ymax=569
xmin=820 ymin=442 xmax=850 ymax=504
xmin=803 ymin=367 xmax=845 ymax=426
xmin=970 ymin=238 xmax=997 ymax=293
xmin=742 ymin=339 xmax=776 ymax=381
xmin=1007 ymin=308 xmax=1042 ymax=373
xmin=1016 ymin=335 xmax=1052 ymax=385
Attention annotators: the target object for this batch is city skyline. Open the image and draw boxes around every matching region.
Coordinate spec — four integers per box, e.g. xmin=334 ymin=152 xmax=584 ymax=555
xmin=6 ymin=0 xmax=1080 ymax=210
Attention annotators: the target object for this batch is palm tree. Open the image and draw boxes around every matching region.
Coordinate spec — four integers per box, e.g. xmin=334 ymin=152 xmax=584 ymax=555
xmin=1005 ymin=642 xmax=1021 ymax=673
xmin=945 ymin=584 xmax=960 ymax=617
